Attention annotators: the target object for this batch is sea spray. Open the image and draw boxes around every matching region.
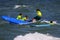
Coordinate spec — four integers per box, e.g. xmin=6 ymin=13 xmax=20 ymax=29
xmin=14 ymin=32 xmax=60 ymax=40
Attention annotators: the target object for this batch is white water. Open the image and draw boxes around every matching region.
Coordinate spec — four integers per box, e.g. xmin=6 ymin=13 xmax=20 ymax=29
xmin=14 ymin=5 xmax=29 ymax=9
xmin=41 ymin=20 xmax=60 ymax=25
xmin=14 ymin=32 xmax=60 ymax=40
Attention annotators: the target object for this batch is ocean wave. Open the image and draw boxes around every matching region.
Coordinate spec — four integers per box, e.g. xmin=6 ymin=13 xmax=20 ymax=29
xmin=14 ymin=32 xmax=60 ymax=40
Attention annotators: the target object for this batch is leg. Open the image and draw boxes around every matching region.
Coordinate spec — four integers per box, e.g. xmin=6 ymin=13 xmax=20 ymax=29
xmin=34 ymin=16 xmax=41 ymax=20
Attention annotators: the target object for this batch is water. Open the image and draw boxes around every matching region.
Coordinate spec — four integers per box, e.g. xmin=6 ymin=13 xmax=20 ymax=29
xmin=0 ymin=0 xmax=60 ymax=40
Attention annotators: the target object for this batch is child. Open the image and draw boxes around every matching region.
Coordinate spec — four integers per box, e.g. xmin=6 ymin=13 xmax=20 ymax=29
xmin=16 ymin=13 xmax=23 ymax=20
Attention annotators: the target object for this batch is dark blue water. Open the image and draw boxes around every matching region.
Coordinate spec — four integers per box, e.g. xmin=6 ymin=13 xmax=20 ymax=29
xmin=0 ymin=0 xmax=60 ymax=40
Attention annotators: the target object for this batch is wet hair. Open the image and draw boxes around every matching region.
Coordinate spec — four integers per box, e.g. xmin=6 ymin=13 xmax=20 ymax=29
xmin=25 ymin=15 xmax=28 ymax=18
xmin=19 ymin=13 xmax=22 ymax=15
xmin=50 ymin=21 xmax=53 ymax=23
xmin=36 ymin=9 xmax=40 ymax=11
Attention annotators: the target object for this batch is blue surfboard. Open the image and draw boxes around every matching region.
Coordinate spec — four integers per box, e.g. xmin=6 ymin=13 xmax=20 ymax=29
xmin=31 ymin=24 xmax=51 ymax=27
xmin=2 ymin=16 xmax=30 ymax=25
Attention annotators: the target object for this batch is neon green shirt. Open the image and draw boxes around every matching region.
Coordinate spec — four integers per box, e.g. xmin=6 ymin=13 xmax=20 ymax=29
xmin=17 ymin=15 xmax=22 ymax=20
xmin=22 ymin=17 xmax=27 ymax=21
xmin=37 ymin=11 xmax=42 ymax=17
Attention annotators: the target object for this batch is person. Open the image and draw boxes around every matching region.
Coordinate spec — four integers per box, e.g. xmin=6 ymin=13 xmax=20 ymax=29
xmin=16 ymin=13 xmax=23 ymax=20
xmin=22 ymin=15 xmax=29 ymax=21
xmin=33 ymin=9 xmax=42 ymax=21
xmin=28 ymin=9 xmax=42 ymax=22
xmin=42 ymin=20 xmax=56 ymax=25
xmin=49 ymin=21 xmax=56 ymax=25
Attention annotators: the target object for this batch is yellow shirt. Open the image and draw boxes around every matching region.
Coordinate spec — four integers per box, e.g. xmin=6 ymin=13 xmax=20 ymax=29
xmin=37 ymin=11 xmax=42 ymax=17
xmin=49 ymin=22 xmax=55 ymax=25
xmin=17 ymin=15 xmax=22 ymax=20
xmin=22 ymin=17 xmax=27 ymax=21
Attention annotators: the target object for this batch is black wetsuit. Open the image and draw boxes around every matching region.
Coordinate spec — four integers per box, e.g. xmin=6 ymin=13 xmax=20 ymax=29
xmin=28 ymin=16 xmax=41 ymax=22
xmin=34 ymin=16 xmax=41 ymax=21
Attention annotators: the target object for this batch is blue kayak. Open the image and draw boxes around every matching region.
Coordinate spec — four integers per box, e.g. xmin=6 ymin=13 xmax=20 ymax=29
xmin=2 ymin=16 xmax=30 ymax=25
xmin=1 ymin=16 xmax=52 ymax=27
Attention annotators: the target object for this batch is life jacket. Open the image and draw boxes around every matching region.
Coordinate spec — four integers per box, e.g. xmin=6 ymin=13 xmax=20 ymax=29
xmin=22 ymin=17 xmax=27 ymax=21
xmin=37 ymin=11 xmax=42 ymax=17
xmin=16 ymin=15 xmax=22 ymax=20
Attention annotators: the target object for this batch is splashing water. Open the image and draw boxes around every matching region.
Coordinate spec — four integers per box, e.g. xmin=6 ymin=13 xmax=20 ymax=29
xmin=14 ymin=32 xmax=60 ymax=40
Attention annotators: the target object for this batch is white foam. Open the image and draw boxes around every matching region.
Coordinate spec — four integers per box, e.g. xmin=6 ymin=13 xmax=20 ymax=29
xmin=14 ymin=5 xmax=29 ymax=9
xmin=14 ymin=32 xmax=60 ymax=40
xmin=14 ymin=5 xmax=21 ymax=9
xmin=41 ymin=20 xmax=60 ymax=25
